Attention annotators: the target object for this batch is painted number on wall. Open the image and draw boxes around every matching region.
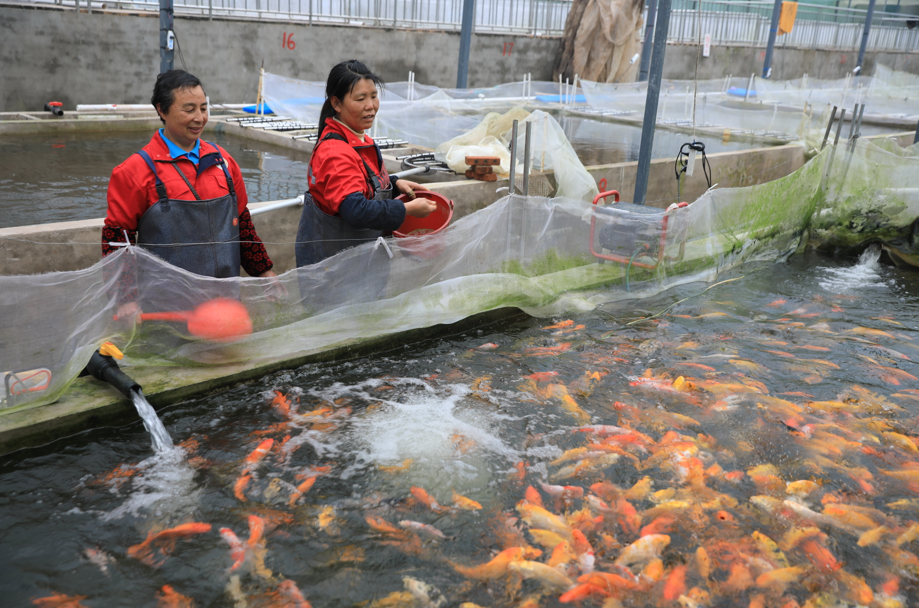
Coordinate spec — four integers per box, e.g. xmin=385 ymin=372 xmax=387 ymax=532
xmin=283 ymin=32 xmax=296 ymax=50
xmin=502 ymin=41 xmax=514 ymax=56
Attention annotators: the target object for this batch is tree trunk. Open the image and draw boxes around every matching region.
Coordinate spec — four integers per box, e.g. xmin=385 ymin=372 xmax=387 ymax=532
xmin=553 ymin=0 xmax=590 ymax=82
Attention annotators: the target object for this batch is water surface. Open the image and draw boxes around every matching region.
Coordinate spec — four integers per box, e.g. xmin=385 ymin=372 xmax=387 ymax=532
xmin=4 ymin=249 xmax=919 ymax=606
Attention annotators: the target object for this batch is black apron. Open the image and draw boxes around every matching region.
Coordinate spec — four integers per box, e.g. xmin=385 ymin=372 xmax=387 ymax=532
xmin=295 ymin=132 xmax=394 ymax=268
xmin=135 ymin=147 xmax=241 ymax=279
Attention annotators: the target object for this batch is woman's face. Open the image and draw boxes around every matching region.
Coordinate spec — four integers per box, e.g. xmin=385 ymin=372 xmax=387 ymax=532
xmin=158 ymin=85 xmax=208 ymax=151
xmin=331 ymin=78 xmax=379 ymax=133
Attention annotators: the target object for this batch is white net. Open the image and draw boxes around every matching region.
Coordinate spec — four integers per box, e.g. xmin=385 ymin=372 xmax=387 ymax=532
xmin=2 ymin=136 xmax=918 ymax=414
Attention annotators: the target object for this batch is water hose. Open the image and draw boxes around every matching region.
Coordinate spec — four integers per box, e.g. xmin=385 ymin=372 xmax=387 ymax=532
xmin=80 ymin=342 xmax=141 ymax=399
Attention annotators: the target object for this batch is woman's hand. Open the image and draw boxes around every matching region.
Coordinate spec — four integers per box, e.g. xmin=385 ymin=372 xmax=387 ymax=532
xmin=395 ymin=179 xmax=430 ymax=198
xmin=404 ymin=197 xmax=437 ymax=218
xmin=258 ymin=269 xmax=289 ymax=301
xmin=116 ymin=302 xmax=142 ymax=325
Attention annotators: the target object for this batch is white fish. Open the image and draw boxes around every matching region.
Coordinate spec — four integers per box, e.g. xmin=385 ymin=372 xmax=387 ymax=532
xmin=400 ymin=520 xmax=446 ymax=539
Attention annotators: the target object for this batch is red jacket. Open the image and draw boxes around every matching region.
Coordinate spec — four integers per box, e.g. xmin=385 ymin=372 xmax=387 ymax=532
xmin=308 ymin=118 xmax=391 ymax=215
xmin=103 ymin=132 xmax=272 ymax=276
xmin=106 ymin=133 xmax=249 ymax=229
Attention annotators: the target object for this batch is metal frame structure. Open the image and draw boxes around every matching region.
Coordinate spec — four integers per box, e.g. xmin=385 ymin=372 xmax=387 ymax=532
xmin=17 ymin=0 xmax=919 ymax=51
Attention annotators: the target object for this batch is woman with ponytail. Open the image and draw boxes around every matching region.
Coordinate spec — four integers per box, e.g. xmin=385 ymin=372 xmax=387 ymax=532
xmin=295 ymin=59 xmax=436 ymax=267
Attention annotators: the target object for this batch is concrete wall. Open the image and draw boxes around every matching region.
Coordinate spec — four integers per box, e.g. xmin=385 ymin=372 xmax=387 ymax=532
xmin=665 ymin=42 xmax=919 ymax=82
xmin=3 ymin=3 xmax=919 ymax=112
xmin=0 ymin=4 xmax=558 ymax=112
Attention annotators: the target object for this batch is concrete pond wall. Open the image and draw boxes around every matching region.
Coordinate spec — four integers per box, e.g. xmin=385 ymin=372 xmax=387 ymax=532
xmin=0 ymin=112 xmax=835 ymax=276
xmin=2 ymin=3 xmax=918 ymax=112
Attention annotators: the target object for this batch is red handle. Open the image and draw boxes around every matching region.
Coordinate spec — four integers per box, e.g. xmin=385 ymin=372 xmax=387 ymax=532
xmin=592 ymin=190 xmax=620 ymax=206
xmin=113 ymin=311 xmax=192 ymax=322
xmin=139 ymin=311 xmax=192 ymax=322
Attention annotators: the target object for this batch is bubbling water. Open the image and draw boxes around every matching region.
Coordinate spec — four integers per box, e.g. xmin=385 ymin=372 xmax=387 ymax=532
xmin=817 ymin=243 xmax=890 ymax=292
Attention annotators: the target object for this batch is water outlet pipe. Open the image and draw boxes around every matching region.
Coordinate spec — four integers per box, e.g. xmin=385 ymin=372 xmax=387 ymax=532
xmin=80 ymin=343 xmax=141 ymax=399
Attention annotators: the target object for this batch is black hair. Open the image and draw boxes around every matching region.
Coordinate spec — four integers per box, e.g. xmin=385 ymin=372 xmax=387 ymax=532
xmin=318 ymin=60 xmax=384 ymax=137
xmin=151 ymin=69 xmax=205 ymax=124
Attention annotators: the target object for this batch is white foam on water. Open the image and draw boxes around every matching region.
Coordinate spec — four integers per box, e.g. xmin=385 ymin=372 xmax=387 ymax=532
xmin=100 ymin=447 xmax=198 ymax=521
xmin=817 ymin=244 xmax=892 ymax=292
xmin=345 ymin=379 xmax=520 ymax=488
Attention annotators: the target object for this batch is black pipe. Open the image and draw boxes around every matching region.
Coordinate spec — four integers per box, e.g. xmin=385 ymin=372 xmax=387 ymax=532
xmin=80 ymin=350 xmax=141 ymax=398
xmin=44 ymin=102 xmax=64 ymax=117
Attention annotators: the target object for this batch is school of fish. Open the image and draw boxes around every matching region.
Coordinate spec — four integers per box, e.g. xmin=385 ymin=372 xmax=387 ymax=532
xmin=32 ymin=291 xmax=919 ymax=608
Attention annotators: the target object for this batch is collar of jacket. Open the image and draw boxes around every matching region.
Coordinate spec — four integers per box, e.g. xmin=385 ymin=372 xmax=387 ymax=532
xmin=143 ymin=132 xmax=226 ymax=176
xmin=323 ymin=118 xmax=377 ymax=149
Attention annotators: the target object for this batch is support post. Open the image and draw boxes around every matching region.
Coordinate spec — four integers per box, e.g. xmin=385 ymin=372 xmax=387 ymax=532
xmin=913 ymin=119 xmax=919 ymax=145
xmin=159 ymin=0 xmax=175 ymax=74
xmin=762 ymin=0 xmax=782 ymax=78
xmin=854 ymin=0 xmax=876 ymax=75
xmin=633 ymin=0 xmax=672 ymax=205
xmin=638 ymin=0 xmax=659 ymax=82
xmin=456 ymin=0 xmax=476 ymax=88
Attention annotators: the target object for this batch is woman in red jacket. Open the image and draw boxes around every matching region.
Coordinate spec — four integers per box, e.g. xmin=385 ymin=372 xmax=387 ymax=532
xmin=295 ymin=60 xmax=436 ymax=267
xmin=103 ymin=70 xmax=278 ymax=317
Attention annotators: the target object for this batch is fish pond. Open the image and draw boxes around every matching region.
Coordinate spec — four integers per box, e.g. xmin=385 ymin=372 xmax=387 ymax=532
xmin=4 ymin=247 xmax=919 ymax=607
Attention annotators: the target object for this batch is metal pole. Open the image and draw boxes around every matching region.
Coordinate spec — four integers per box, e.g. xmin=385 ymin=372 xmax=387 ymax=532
xmin=633 ymin=0 xmax=672 ymax=206
xmin=159 ymin=0 xmax=175 ymax=74
xmin=855 ymin=0 xmax=876 ymax=75
xmin=456 ymin=0 xmax=476 ymax=88
xmin=821 ymin=105 xmax=837 ymax=150
xmin=913 ymin=119 xmax=918 ymax=145
xmin=762 ymin=0 xmax=782 ymax=78
xmin=508 ymin=120 xmax=518 ymax=194
xmin=522 ymin=121 xmax=532 ymax=196
xmin=833 ymin=108 xmax=846 ymax=146
xmin=638 ymin=0 xmax=659 ymax=82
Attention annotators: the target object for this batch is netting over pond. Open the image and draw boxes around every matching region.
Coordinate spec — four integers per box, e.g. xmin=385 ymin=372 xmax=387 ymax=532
xmin=1 ymin=134 xmax=918 ymax=414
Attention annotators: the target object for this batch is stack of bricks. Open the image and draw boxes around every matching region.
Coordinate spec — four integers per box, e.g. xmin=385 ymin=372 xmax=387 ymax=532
xmin=464 ymin=156 xmax=500 ymax=182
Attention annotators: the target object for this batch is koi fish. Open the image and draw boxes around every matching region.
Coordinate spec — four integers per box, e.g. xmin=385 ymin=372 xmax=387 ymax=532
xmin=219 ymin=528 xmax=246 ymax=571
xmin=517 ymin=503 xmax=574 ymax=542
xmin=524 ymin=371 xmax=559 ymax=381
xmin=451 ymin=490 xmax=482 ymax=511
xmin=524 ymin=343 xmax=572 ymax=357
xmin=31 ymin=594 xmax=90 ymax=608
xmin=410 ymin=486 xmax=443 ymax=512
xmin=127 ymin=522 xmax=212 ymax=566
xmin=614 ymin=534 xmax=670 ymax=567
xmin=378 ymin=459 xmax=413 ymax=474
xmin=157 ymin=585 xmax=194 ymax=608
xmin=452 ymin=547 xmax=527 ymax=579
xmin=543 ymin=320 xmax=575 ymax=330
xmin=399 ymin=520 xmax=446 ymax=540
xmin=276 ymin=580 xmax=311 ymax=608
xmin=509 ymin=560 xmax=575 ymax=589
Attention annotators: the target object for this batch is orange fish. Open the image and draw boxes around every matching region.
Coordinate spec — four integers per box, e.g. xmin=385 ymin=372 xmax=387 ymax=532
xmin=543 ymin=320 xmax=574 ymax=330
xmin=524 ymin=485 xmax=544 ymax=507
xmin=559 ymin=583 xmax=607 ymax=603
xmin=219 ymin=527 xmax=246 ymax=570
xmin=767 ymin=299 xmax=787 ymax=307
xmin=799 ymin=538 xmax=841 ymax=573
xmin=276 ymin=580 xmax=311 ymax=608
xmin=525 ymin=371 xmax=559 ymax=381
xmin=452 ymin=547 xmax=526 ymax=579
xmin=157 ymin=585 xmax=194 ymax=608
xmin=410 ymin=486 xmax=443 ymax=512
xmin=288 ymin=476 xmax=318 ymax=508
xmin=247 ymin=515 xmax=265 ymax=549
xmin=524 ymin=343 xmax=572 ymax=357
xmin=270 ymin=391 xmax=293 ymax=418
xmin=674 ymin=362 xmax=717 ymax=372
xmin=31 ymin=594 xmax=89 ymax=608
xmin=234 ymin=474 xmax=252 ymax=502
xmin=243 ymin=439 xmax=275 ymax=471
xmin=663 ymin=565 xmax=687 ymax=601
xmin=127 ymin=523 xmax=212 ymax=566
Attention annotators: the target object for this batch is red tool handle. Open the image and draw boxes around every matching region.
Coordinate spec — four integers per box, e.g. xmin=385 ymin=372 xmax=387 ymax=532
xmin=113 ymin=311 xmax=191 ymax=322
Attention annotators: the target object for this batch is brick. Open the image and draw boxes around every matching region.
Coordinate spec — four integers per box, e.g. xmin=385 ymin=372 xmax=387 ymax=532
xmin=465 ymin=156 xmax=501 ymax=166
xmin=465 ymin=169 xmax=498 ymax=182
xmin=473 ymin=165 xmax=494 ymax=175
